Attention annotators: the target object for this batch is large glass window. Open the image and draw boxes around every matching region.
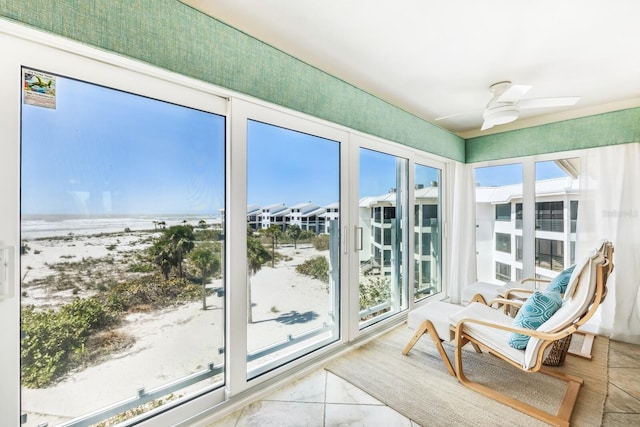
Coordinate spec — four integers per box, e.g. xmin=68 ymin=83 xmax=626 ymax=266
xmin=475 ymin=163 xmax=522 ymax=284
xmin=536 ymin=201 xmax=564 ymax=232
xmin=358 ymin=148 xmax=408 ymax=328
xmin=413 ymin=164 xmax=442 ymax=301
xmin=495 ymin=203 xmax=511 ymax=221
xmin=535 ymin=238 xmax=565 ymax=272
xmin=495 ymin=232 xmax=511 ymax=253
xmin=246 ymin=120 xmax=339 ymax=377
xmin=495 ymin=262 xmax=511 ymax=282
xmin=20 ymin=70 xmax=226 ymax=426
xmin=535 ymin=159 xmax=579 ymax=277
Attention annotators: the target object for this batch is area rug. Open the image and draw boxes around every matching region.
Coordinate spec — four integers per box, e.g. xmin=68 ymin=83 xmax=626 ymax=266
xmin=325 ymin=325 xmax=608 ymax=427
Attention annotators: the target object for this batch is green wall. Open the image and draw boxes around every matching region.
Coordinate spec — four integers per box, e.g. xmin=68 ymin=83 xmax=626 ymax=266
xmin=0 ymin=0 xmax=464 ymax=161
xmin=2 ymin=1 xmax=638 ymax=163
xmin=466 ymin=107 xmax=640 ymax=163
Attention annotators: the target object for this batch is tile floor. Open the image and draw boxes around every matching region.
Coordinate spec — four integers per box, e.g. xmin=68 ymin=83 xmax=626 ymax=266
xmin=207 ymin=339 xmax=640 ymax=427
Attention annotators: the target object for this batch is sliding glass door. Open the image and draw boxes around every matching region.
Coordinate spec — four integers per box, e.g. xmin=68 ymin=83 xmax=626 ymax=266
xmin=245 ymin=120 xmax=340 ymax=377
xmin=358 ymin=148 xmax=408 ymax=328
xmin=20 ymin=70 xmax=226 ymax=426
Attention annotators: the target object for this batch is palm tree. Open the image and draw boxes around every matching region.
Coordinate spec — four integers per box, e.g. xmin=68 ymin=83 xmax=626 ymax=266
xmin=165 ymin=225 xmax=195 ymax=278
xmin=190 ymin=247 xmax=220 ymax=310
xmin=262 ymin=225 xmax=282 ymax=267
xmin=150 ymin=225 xmax=195 ymax=279
xmin=247 ymin=229 xmax=271 ymax=323
xmin=286 ymin=224 xmax=303 ymax=249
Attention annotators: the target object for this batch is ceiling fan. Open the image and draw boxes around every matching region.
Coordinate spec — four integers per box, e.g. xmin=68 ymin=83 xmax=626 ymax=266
xmin=437 ymin=81 xmax=580 ymax=131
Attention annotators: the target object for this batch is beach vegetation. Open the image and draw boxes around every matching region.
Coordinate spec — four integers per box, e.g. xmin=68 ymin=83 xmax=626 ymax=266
xmin=286 ymin=225 xmax=303 ymax=249
xmin=261 ymin=225 xmax=282 ymax=267
xmin=313 ymin=234 xmax=330 ymax=251
xmin=189 ymin=246 xmax=220 ymax=310
xmin=359 ymin=277 xmax=391 ymax=314
xmin=149 ymin=225 xmax=196 ymax=279
xmin=295 ymin=256 xmax=330 ymax=285
xmin=247 ymin=231 xmax=271 ymax=323
xmin=21 ymin=274 xmax=202 ymax=388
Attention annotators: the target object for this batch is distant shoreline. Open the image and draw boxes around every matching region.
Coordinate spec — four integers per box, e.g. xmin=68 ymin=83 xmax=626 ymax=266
xmin=21 ymin=214 xmax=222 ymax=240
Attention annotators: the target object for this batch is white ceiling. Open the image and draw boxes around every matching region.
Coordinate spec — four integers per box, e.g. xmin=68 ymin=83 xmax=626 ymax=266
xmin=183 ymin=0 xmax=640 ymax=138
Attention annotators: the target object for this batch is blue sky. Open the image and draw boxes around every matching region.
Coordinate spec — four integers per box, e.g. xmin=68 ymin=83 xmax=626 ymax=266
xmin=22 ymin=76 xmax=225 ymax=216
xmin=22 ymin=73 xmax=562 ymax=217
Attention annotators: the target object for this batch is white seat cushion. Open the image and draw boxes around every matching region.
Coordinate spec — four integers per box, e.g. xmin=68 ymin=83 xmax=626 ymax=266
xmin=449 ymin=302 xmax=526 ymax=365
xmin=407 ymin=301 xmax=464 ymax=341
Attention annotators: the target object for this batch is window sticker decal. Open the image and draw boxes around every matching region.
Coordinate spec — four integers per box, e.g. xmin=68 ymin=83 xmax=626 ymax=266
xmin=23 ymin=68 xmax=57 ymax=109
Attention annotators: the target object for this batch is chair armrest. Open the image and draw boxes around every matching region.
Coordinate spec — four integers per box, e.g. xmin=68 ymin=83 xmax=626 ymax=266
xmin=503 ymin=287 xmax=535 ymax=300
xmin=486 ymin=297 xmax=524 ymax=316
xmin=453 ymin=317 xmax=576 ymax=342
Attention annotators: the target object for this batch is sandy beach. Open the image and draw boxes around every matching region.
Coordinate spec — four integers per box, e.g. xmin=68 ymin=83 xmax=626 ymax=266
xmin=20 ymin=226 xmax=333 ymax=426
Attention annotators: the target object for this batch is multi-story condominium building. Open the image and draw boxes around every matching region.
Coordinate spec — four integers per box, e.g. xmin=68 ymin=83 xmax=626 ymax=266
xmin=259 ymin=203 xmax=290 ymax=230
xmin=286 ymin=202 xmax=326 ymax=233
xmin=475 ymin=176 xmax=579 ymax=285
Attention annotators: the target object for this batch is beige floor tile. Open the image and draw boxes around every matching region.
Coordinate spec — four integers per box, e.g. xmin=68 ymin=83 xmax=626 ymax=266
xmin=325 ymin=372 xmax=383 ymax=405
xmin=608 ymin=340 xmax=640 ymax=368
xmin=604 ymin=383 xmax=640 ymax=413
xmin=608 ymin=367 xmax=640 ymax=401
xmin=236 ymin=400 xmax=325 ymax=427
xmin=204 ymin=410 xmax=241 ymax=427
xmin=325 ymin=403 xmax=413 ymax=427
xmin=602 ymin=412 xmax=640 ymax=426
xmin=265 ymin=369 xmax=327 ymax=403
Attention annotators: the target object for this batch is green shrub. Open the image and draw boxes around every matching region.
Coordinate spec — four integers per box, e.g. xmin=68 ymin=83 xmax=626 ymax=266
xmin=313 ymin=234 xmax=330 ymax=251
xmin=295 ymin=256 xmax=329 ymax=284
xmin=359 ymin=277 xmax=391 ymax=311
xmin=21 ymin=297 xmax=118 ymax=388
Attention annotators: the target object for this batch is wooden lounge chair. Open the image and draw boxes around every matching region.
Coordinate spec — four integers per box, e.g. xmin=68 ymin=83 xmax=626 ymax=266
xmin=450 ymin=241 xmax=613 ymax=427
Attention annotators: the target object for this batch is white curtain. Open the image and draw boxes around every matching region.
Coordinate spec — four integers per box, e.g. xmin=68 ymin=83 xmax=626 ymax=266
xmin=576 ymin=142 xmax=640 ymax=344
xmin=447 ymin=161 xmax=477 ymax=304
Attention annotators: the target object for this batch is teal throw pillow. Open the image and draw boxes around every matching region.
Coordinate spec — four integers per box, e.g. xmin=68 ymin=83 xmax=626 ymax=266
xmin=546 ymin=265 xmax=576 ymax=294
xmin=509 ymin=290 xmax=563 ymax=350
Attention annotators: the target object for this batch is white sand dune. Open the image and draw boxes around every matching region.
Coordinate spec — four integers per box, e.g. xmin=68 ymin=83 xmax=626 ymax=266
xmin=21 ymin=238 xmax=333 ymax=426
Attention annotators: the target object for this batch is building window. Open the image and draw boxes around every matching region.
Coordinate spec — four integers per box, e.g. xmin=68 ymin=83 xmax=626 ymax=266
xmin=515 ymin=202 xmax=523 ymax=229
xmin=495 ymin=203 xmax=511 ymax=221
xmin=383 ymin=228 xmax=391 ymax=245
xmin=570 ymin=200 xmax=578 ymax=233
xmin=536 ymin=201 xmax=564 ymax=232
xmin=515 ymin=235 xmax=523 ymax=261
xmin=496 ymin=262 xmax=511 ymax=282
xmin=535 ymin=238 xmax=564 ymax=272
xmin=495 ymin=232 xmax=511 ymax=253
xmin=422 ymin=204 xmax=438 ymax=224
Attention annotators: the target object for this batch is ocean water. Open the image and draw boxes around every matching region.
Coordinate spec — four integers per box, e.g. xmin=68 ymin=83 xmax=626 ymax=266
xmin=21 ymin=215 xmax=221 ymax=240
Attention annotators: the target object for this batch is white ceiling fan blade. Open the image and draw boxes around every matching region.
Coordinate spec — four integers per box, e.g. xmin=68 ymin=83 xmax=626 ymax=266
xmin=480 ymin=119 xmax=494 ymax=131
xmin=496 ymin=84 xmax=532 ymax=103
xmin=434 ymin=109 xmax=482 ymax=121
xmin=519 ymin=96 xmax=580 ymax=109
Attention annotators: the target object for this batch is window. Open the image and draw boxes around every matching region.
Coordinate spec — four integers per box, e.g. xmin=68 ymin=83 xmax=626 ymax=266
xmin=475 ymin=163 xmax=522 ymax=284
xmin=358 ymin=148 xmax=408 ymax=327
xmin=536 ymin=201 xmax=564 ymax=232
xmin=495 ymin=262 xmax=511 ymax=282
xmin=516 ymin=235 xmax=523 ymax=261
xmin=246 ymin=120 xmax=340 ymax=377
xmin=515 ymin=203 xmax=523 ymax=229
xmin=570 ymin=200 xmax=579 ymax=233
xmin=21 ymin=70 xmax=226 ymax=424
xmin=535 ymin=238 xmax=565 ymax=272
xmin=496 ymin=232 xmax=511 ymax=253
xmin=495 ymin=203 xmax=511 ymax=221
xmin=413 ymin=164 xmax=442 ymax=302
